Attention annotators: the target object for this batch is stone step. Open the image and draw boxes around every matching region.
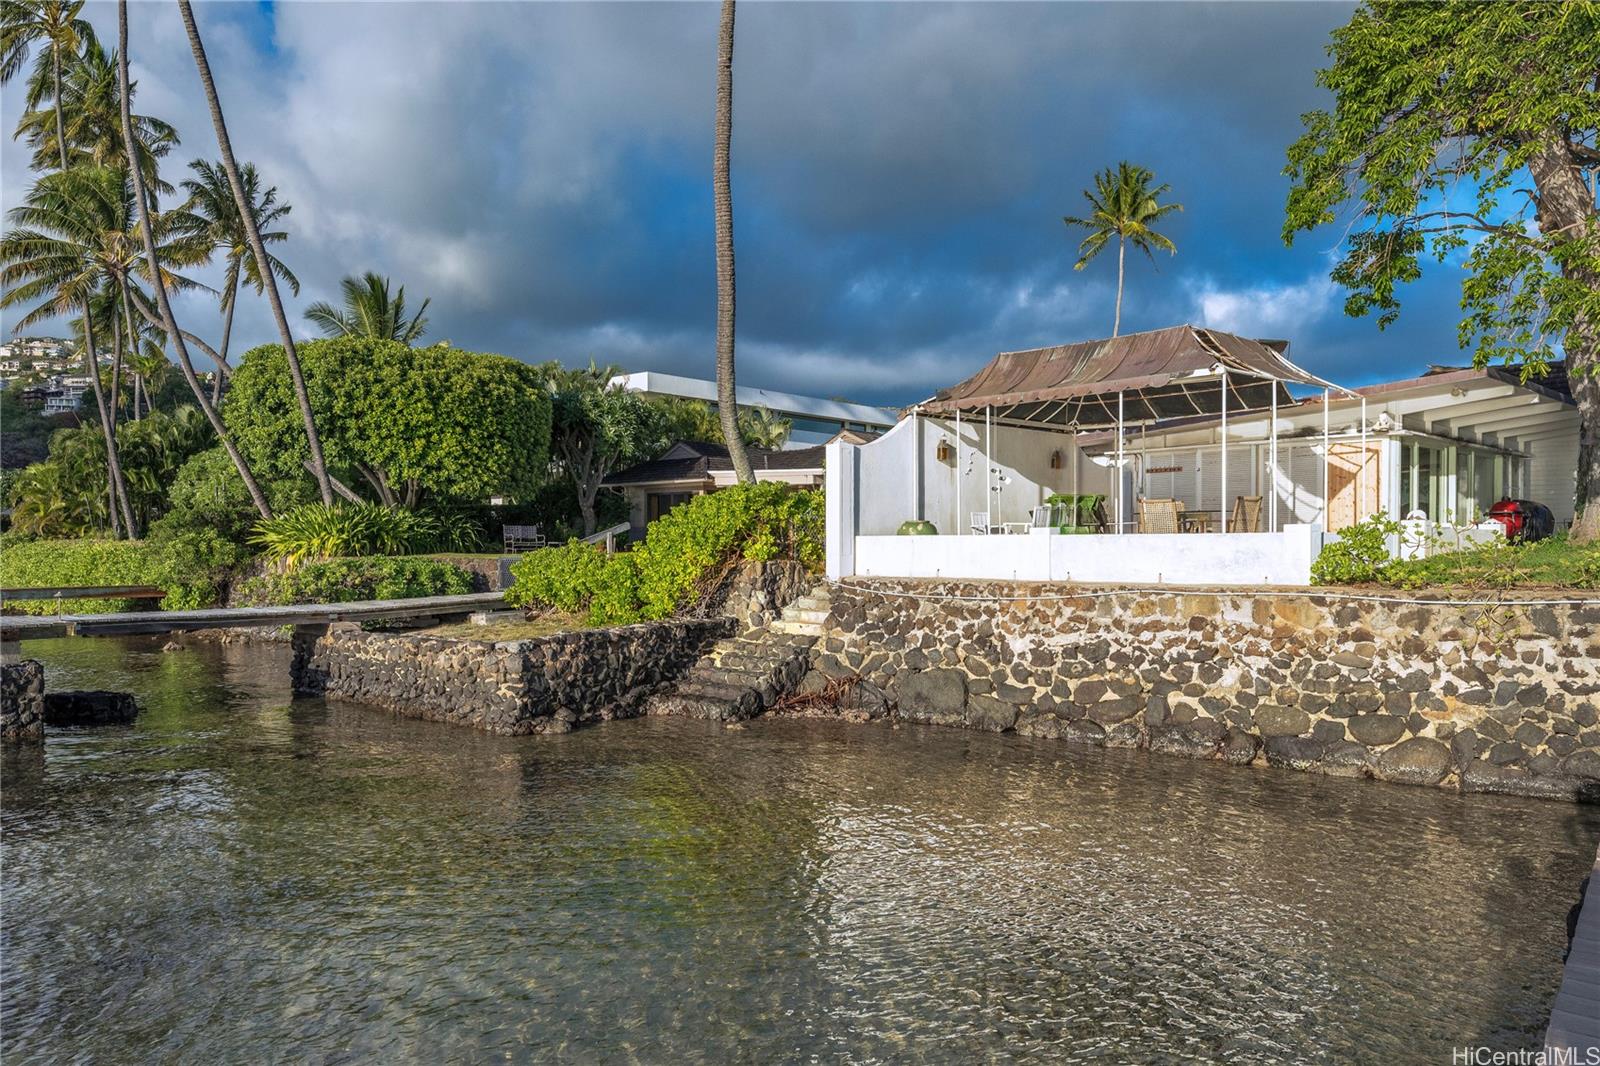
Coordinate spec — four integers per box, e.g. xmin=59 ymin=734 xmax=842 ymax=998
xmin=672 ymin=679 xmax=763 ymax=716
xmin=770 ymin=620 xmax=824 ymax=637
xmin=788 ymin=595 xmax=831 ymax=613
xmin=648 ymin=692 xmax=743 ymax=721
xmin=781 ymin=607 xmax=830 ymax=626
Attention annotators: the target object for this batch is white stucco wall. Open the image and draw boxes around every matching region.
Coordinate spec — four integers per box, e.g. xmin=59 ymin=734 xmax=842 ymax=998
xmin=850 ymin=526 xmax=1325 ymax=586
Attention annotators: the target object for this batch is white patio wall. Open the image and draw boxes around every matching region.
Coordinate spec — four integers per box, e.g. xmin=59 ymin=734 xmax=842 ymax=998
xmin=849 ymin=527 xmax=1325 ymax=586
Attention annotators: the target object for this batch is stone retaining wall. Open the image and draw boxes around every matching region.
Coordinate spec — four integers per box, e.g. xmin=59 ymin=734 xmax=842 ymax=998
xmin=1 ymin=661 xmax=45 ymax=740
xmin=809 ymin=579 xmax=1600 ymax=802
xmin=292 ymin=617 xmax=732 ymax=735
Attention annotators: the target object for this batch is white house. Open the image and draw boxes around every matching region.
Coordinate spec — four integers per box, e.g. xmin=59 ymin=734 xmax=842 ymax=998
xmin=604 ymin=440 xmax=826 ymax=540
xmin=612 ymin=371 xmax=899 ymax=448
xmin=824 ymin=326 xmax=1579 ymax=588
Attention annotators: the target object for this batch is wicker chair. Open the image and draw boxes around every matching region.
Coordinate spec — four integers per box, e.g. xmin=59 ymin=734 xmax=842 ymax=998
xmin=1139 ymin=498 xmax=1181 ymax=534
xmin=1227 ymin=495 xmax=1264 ymax=533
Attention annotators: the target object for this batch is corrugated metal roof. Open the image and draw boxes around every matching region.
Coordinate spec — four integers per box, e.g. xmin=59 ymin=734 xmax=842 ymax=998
xmin=915 ymin=325 xmax=1347 ymax=428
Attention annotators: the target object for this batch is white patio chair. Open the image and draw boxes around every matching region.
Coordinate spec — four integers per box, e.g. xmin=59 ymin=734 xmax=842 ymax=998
xmin=969 ymin=511 xmax=992 ymax=535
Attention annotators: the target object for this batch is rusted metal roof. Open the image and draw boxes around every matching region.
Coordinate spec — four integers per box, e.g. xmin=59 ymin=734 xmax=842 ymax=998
xmin=915 ymin=325 xmax=1347 ymax=429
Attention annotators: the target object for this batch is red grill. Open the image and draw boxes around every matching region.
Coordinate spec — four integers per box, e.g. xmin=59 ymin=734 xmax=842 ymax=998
xmin=1485 ymin=499 xmax=1554 ymax=543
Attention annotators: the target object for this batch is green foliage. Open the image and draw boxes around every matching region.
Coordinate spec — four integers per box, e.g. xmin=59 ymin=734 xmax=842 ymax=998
xmin=1310 ymin=514 xmax=1402 ymax=585
xmin=1381 ymin=534 xmax=1600 ymax=591
xmin=2 ymin=406 xmax=215 ymax=537
xmin=1062 ymin=161 xmax=1182 ymax=267
xmin=505 ymin=484 xmax=823 ymax=626
xmin=250 ymin=503 xmax=475 ymax=567
xmin=225 ymin=337 xmax=552 ymax=506
xmin=1283 ymin=2 xmax=1600 ymax=376
xmin=545 ymin=362 xmax=668 ymax=532
xmin=304 ymin=272 xmax=429 ymax=343
xmin=235 ymin=557 xmax=474 ymax=608
xmin=503 ymin=539 xmax=611 ymax=614
xmin=0 ymin=537 xmax=157 ymax=614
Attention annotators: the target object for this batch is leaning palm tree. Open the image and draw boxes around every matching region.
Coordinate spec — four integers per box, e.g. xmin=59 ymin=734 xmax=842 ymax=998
xmin=0 ymin=166 xmax=208 ymax=534
xmin=305 ymin=271 xmax=431 ymax=343
xmin=175 ymin=0 xmax=332 ymax=506
xmin=712 ymin=0 xmax=754 ymax=484
xmin=115 ymin=0 xmax=273 ymax=519
xmin=1062 ymin=162 xmax=1183 ymax=337
xmin=178 ymin=158 xmax=298 ymax=400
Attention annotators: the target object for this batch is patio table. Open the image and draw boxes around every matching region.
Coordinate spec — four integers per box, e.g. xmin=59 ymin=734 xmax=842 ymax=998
xmin=1180 ymin=513 xmax=1215 ymax=533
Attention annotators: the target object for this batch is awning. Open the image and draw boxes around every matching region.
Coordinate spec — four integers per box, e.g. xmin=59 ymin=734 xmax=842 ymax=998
xmin=914 ymin=324 xmax=1351 ymax=429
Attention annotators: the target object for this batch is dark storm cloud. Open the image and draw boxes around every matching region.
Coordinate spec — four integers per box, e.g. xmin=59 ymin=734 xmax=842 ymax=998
xmin=4 ymin=1 xmax=1475 ymax=408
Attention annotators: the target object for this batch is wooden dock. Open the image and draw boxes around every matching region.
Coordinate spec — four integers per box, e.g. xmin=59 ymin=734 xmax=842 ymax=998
xmin=0 ymin=591 xmax=507 ymax=642
xmin=1546 ymin=842 xmax=1600 ymax=1055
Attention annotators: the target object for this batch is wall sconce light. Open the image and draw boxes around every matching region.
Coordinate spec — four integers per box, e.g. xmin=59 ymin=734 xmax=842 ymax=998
xmin=936 ymin=439 xmax=953 ymax=462
xmin=1049 ymin=449 xmax=1063 ymax=469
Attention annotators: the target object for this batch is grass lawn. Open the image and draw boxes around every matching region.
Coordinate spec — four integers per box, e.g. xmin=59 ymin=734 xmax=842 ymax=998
xmin=1375 ymin=533 xmax=1599 ymax=590
xmin=423 ymin=612 xmax=585 ymax=641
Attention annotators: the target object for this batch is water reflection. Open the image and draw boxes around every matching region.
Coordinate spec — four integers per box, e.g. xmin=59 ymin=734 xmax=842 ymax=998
xmin=3 ymin=636 xmax=1595 ymax=1063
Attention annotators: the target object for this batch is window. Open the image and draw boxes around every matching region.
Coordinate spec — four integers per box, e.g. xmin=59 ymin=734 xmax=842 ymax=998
xmin=647 ymin=492 xmax=695 ymax=522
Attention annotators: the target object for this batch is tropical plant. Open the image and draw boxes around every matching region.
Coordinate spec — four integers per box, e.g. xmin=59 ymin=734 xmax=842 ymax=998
xmin=249 ymin=502 xmax=482 ymax=567
xmin=545 ymin=362 xmax=668 ymax=535
xmin=1284 ymin=2 xmax=1600 ymax=543
xmin=712 ymin=0 xmax=755 ymax=484
xmin=176 ymin=0 xmax=333 ymax=506
xmin=738 ymin=405 xmax=791 ymax=449
xmin=177 ymin=158 xmax=298 ymax=400
xmin=503 ymin=539 xmax=612 ymax=615
xmin=115 ymin=0 xmax=274 ymax=520
xmin=1062 ymin=161 xmax=1183 ymax=337
xmin=1310 ymin=514 xmax=1402 ymax=585
xmin=0 ymin=0 xmax=97 ymax=172
xmin=225 ymin=337 xmax=551 ymax=508
xmin=304 ymin=271 xmax=431 ymax=343
xmin=652 ymin=395 xmax=724 ymax=444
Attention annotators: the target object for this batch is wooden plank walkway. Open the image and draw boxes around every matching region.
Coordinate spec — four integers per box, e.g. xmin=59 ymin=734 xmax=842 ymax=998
xmin=0 ymin=591 xmax=507 ymax=641
xmin=1546 ymin=842 xmax=1600 ymax=1056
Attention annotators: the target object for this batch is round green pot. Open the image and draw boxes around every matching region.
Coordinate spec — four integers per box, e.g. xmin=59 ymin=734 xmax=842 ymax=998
xmin=897 ymin=520 xmax=939 ymax=536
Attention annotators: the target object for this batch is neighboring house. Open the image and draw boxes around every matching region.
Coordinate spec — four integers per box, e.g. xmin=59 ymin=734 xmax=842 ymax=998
xmin=1081 ymin=361 xmax=1579 ymax=529
xmin=604 ymin=440 xmax=826 ymax=539
xmin=611 ymin=371 xmax=899 ymax=448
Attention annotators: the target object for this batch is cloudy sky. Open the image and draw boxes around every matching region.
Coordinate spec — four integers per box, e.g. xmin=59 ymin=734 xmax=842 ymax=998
xmin=2 ymin=1 xmax=1475 ymax=408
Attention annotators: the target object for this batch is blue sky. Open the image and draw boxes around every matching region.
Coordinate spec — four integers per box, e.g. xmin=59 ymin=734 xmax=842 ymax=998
xmin=1 ymin=1 xmax=1481 ymax=408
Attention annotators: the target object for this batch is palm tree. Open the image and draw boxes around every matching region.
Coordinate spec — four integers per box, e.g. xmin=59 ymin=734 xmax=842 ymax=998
xmin=116 ymin=0 xmax=273 ymax=519
xmin=737 ymin=405 xmax=791 ymax=449
xmin=712 ymin=0 xmax=754 ymax=484
xmin=1062 ymin=162 xmax=1183 ymax=337
xmin=0 ymin=0 xmax=96 ymax=175
xmin=305 ymin=271 xmax=431 ymax=342
xmin=175 ymin=0 xmax=332 ymax=507
xmin=14 ymin=36 xmax=177 ymax=191
xmin=178 ymin=158 xmax=298 ymax=400
xmin=0 ymin=166 xmax=208 ymax=534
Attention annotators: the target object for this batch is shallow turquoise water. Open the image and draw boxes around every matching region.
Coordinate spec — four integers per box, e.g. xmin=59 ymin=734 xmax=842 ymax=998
xmin=4 ymin=636 xmax=1597 ymax=1063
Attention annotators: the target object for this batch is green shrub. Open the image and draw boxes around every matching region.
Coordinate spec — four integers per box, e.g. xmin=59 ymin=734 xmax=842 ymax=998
xmin=235 ymin=557 xmax=475 ymax=607
xmin=503 ymin=539 xmax=610 ymax=613
xmin=505 ymin=484 xmax=823 ymax=625
xmin=1310 ymin=515 xmax=1401 ymax=585
xmin=0 ymin=538 xmax=159 ymax=614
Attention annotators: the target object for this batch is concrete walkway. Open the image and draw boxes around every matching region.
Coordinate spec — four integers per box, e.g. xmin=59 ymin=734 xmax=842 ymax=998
xmin=1546 ymin=842 xmax=1600 ymax=1055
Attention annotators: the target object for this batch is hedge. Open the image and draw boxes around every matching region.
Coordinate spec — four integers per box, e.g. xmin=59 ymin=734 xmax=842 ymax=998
xmin=0 ymin=538 xmax=161 ymax=614
xmin=234 ymin=557 xmax=476 ymax=607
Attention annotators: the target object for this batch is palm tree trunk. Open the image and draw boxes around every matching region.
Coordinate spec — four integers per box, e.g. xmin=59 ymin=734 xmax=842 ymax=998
xmin=176 ymin=0 xmax=335 ymax=508
xmin=50 ymin=41 xmax=68 ymax=171
xmin=117 ymin=0 xmax=272 ymax=520
xmin=80 ymin=301 xmax=138 ymax=537
xmin=213 ymin=264 xmax=239 ymax=404
xmin=1113 ymin=238 xmax=1125 ymax=338
xmin=713 ymin=0 xmax=755 ymax=485
xmin=118 ymin=286 xmax=144 ymax=420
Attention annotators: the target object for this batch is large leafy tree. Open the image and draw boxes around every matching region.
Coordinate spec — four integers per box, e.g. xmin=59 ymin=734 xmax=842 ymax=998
xmin=225 ymin=338 xmax=553 ymax=510
xmin=712 ymin=0 xmax=755 ymax=484
xmin=305 ymin=271 xmax=431 ymax=343
xmin=178 ymin=158 xmax=298 ymax=399
xmin=546 ymin=363 xmax=668 ymax=535
xmin=1284 ymin=1 xmax=1600 ymax=540
xmin=1062 ymin=161 xmax=1183 ymax=338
